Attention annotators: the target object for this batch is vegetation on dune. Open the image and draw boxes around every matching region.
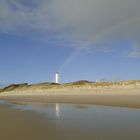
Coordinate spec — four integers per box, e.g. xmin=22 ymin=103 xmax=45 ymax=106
xmin=64 ymin=80 xmax=94 ymax=86
xmin=0 ymin=83 xmax=29 ymax=92
xmin=0 ymin=80 xmax=140 ymax=93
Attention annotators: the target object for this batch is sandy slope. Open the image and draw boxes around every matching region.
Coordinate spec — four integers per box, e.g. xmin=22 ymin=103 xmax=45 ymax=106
xmin=0 ymin=86 xmax=140 ymax=108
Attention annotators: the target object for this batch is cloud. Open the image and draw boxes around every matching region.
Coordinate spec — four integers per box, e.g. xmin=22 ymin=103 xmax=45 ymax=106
xmin=47 ymin=0 xmax=140 ymax=37
xmin=128 ymin=43 xmax=140 ymax=58
xmin=0 ymin=0 xmax=140 ymax=54
xmin=0 ymin=0 xmax=49 ymax=35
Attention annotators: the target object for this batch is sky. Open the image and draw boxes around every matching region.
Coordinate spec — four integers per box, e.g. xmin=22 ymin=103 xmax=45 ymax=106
xmin=0 ymin=0 xmax=140 ymax=84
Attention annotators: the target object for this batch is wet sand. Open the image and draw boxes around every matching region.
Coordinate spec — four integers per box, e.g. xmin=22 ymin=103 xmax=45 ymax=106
xmin=0 ymin=105 xmax=52 ymax=140
xmin=0 ymin=87 xmax=140 ymax=108
xmin=0 ymin=103 xmax=73 ymax=140
xmin=1 ymin=102 xmax=140 ymax=140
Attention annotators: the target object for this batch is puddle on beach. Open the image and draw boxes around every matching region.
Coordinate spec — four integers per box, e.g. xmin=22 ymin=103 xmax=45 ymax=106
xmin=1 ymin=100 xmax=140 ymax=140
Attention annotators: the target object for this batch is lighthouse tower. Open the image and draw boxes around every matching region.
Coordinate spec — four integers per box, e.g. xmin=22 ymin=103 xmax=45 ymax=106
xmin=55 ymin=72 xmax=60 ymax=83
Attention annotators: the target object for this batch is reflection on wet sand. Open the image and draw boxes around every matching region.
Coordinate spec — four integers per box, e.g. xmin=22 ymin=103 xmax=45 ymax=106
xmin=1 ymin=101 xmax=140 ymax=140
xmin=56 ymin=103 xmax=60 ymax=118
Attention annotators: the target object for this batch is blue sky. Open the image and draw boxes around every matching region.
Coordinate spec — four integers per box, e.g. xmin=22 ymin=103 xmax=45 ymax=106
xmin=0 ymin=0 xmax=140 ymax=84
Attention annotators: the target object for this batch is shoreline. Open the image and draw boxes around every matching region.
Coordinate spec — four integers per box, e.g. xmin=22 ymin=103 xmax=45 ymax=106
xmin=0 ymin=87 xmax=140 ymax=108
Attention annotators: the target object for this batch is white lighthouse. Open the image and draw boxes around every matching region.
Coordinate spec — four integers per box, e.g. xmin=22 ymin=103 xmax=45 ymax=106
xmin=55 ymin=72 xmax=60 ymax=83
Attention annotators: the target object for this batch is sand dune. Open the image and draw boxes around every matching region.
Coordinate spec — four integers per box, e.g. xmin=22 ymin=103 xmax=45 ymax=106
xmin=0 ymin=80 xmax=140 ymax=92
xmin=0 ymin=80 xmax=140 ymax=108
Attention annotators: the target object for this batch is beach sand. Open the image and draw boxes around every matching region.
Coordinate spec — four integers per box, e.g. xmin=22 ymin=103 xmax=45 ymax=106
xmin=1 ymin=87 xmax=140 ymax=140
xmin=2 ymin=101 xmax=140 ymax=140
xmin=0 ymin=87 xmax=140 ymax=108
xmin=0 ymin=104 xmax=60 ymax=140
